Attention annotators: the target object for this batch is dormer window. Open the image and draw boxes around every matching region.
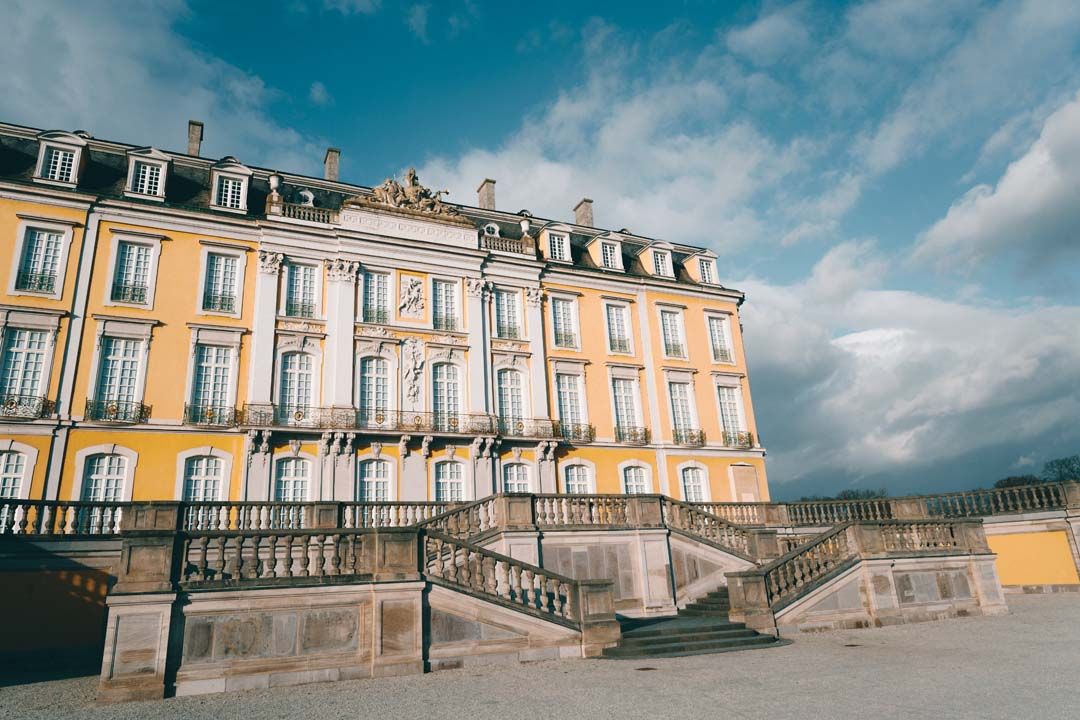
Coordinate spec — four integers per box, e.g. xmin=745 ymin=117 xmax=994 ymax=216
xmin=549 ymin=233 xmax=569 ymax=262
xmin=210 ymin=157 xmax=252 ymax=213
xmin=653 ymin=250 xmax=672 ymax=277
xmin=124 ymin=148 xmax=170 ymax=201
xmin=33 ymin=131 xmax=88 ymax=188
xmin=601 ymin=241 xmax=621 ymax=269
xmin=699 ymin=258 xmax=715 ymax=284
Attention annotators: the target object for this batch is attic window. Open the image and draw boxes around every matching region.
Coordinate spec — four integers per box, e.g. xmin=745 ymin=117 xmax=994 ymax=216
xmin=42 ymin=147 xmax=75 ymax=183
xmin=483 ymin=223 xmax=500 ymax=237
xmin=699 ymin=259 xmax=715 ymax=284
xmin=653 ymin=250 xmax=672 ymax=277
xmin=549 ymin=233 xmax=569 ymax=262
xmin=601 ymin=241 xmax=621 ymax=270
xmin=209 ymin=158 xmax=252 ymax=213
xmin=216 ymin=177 xmax=243 ymax=209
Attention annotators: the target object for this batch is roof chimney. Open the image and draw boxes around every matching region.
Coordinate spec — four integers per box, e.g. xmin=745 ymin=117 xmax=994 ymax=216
xmin=574 ymin=198 xmax=594 ymax=227
xmin=477 ymin=178 xmax=496 ymax=210
xmin=187 ymin=120 xmax=204 ymax=156
xmin=323 ymin=148 xmax=340 ymax=182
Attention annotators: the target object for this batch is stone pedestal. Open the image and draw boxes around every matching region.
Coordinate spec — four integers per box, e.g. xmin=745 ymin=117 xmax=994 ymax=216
xmin=98 ymin=593 xmax=177 ymax=703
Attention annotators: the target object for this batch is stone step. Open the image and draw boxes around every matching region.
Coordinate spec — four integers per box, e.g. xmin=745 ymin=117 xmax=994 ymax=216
xmin=679 ymin=607 xmax=733 ymax=617
xmin=618 ymin=628 xmax=759 ymax=648
xmin=685 ymin=599 xmax=731 ymax=609
xmin=622 ymin=619 xmax=747 ymax=640
xmin=602 ymin=634 xmax=778 ymax=659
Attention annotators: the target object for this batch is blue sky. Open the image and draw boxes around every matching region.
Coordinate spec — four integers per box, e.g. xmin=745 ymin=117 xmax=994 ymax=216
xmin=4 ymin=0 xmax=1080 ymax=498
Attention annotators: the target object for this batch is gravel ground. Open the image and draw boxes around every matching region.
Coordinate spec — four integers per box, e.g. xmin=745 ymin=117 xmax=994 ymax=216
xmin=2 ymin=593 xmax=1077 ymax=720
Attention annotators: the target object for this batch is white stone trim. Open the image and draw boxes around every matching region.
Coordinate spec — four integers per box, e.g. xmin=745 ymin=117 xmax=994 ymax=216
xmin=561 ymin=458 xmax=597 ymax=494
xmin=102 ymin=229 xmax=167 ymax=310
xmin=601 ymin=298 xmax=634 ymax=356
xmin=182 ymin=326 xmax=243 ymax=417
xmin=497 ymin=460 xmax=534 ymax=493
xmin=194 ymin=243 xmax=248 ymax=319
xmin=617 ymin=459 xmax=654 ymax=494
xmin=209 ymin=159 xmax=252 ymax=214
xmin=675 ymin=460 xmax=711 ymax=502
xmin=86 ymin=317 xmax=155 ymax=410
xmin=71 ymin=444 xmax=138 ymax=501
xmin=123 ymin=148 xmax=170 ymax=202
xmin=270 ymin=450 xmax=320 ymax=501
xmin=33 ymin=131 xmax=87 ymax=189
xmin=278 ymin=258 xmax=324 ymax=319
xmin=7 ymin=216 xmax=76 ymax=300
xmin=429 ymin=457 xmax=473 ymax=502
xmin=272 ymin=335 xmax=324 ymax=408
xmin=355 ymin=453 xmax=397 ymax=502
xmin=0 ymin=440 xmax=39 ymax=500
xmin=0 ymin=307 xmax=62 ymax=402
xmin=174 ymin=446 xmax=233 ymax=501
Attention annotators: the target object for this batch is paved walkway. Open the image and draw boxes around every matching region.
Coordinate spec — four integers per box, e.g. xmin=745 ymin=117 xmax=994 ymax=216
xmin=2 ymin=594 xmax=1078 ymax=720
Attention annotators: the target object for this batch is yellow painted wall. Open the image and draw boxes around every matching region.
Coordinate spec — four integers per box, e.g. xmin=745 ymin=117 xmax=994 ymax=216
xmin=5 ymin=433 xmax=53 ymax=499
xmin=987 ymin=530 xmax=1080 ymax=586
xmin=664 ymin=454 xmax=770 ymax=502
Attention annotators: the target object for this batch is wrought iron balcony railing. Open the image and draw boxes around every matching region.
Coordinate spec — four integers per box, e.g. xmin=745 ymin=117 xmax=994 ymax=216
xmin=111 ymin=283 xmax=148 ymax=304
xmin=663 ymin=342 xmax=686 ymax=358
xmin=433 ymin=315 xmax=458 ymax=332
xmin=241 ymin=405 xmax=497 ymax=435
xmin=15 ymin=271 xmax=56 ymax=293
xmin=609 ymin=337 xmax=631 ymax=353
xmin=712 ymin=346 xmax=734 ymax=363
xmin=553 ymin=331 xmax=578 ymax=348
xmin=672 ymin=428 xmax=706 ymax=447
xmin=184 ymin=403 xmax=238 ymax=427
xmin=497 ymin=416 xmax=558 ymax=439
xmin=362 ymin=308 xmax=389 ymax=324
xmin=496 ymin=324 xmax=521 ymax=339
xmin=615 ymin=425 xmax=650 ymax=445
xmin=284 ymin=300 xmax=316 ymax=318
xmin=555 ymin=421 xmax=596 ymax=443
xmin=721 ymin=430 xmax=754 ymax=449
xmin=85 ymin=399 xmax=151 ymax=423
xmin=0 ymin=394 xmax=52 ymax=419
xmin=202 ymin=293 xmax=236 ymax=313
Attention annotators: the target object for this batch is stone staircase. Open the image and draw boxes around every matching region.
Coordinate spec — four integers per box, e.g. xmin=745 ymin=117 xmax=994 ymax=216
xmin=602 ymin=587 xmax=783 ymax=659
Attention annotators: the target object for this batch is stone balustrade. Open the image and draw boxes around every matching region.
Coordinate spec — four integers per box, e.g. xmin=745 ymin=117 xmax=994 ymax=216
xmin=534 ymin=494 xmax=632 ymax=527
xmin=0 ymin=499 xmax=126 ymax=536
xmin=343 ymin=501 xmax=449 ymax=528
xmin=662 ymin=498 xmax=764 ymax=559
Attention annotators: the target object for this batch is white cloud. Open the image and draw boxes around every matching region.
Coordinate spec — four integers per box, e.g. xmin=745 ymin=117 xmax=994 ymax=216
xmin=914 ymin=91 xmax=1080 ymax=270
xmin=0 ymin=0 xmax=327 ymax=173
xmin=408 ymin=4 xmax=430 ymax=43
xmin=309 ymin=81 xmax=332 ymax=106
xmin=726 ymin=6 xmax=812 ymax=66
xmin=844 ymin=0 xmax=979 ymax=61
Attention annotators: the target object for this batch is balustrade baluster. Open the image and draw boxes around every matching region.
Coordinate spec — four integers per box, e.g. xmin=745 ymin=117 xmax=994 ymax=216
xmin=446 ymin=544 xmax=459 ymax=584
xmin=249 ymin=535 xmax=261 ymax=578
xmin=510 ymin=565 xmax=523 ymax=603
xmin=299 ymin=536 xmax=311 ymax=577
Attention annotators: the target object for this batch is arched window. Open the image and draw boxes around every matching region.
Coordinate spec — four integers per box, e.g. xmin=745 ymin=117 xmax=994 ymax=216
xmin=0 ymin=452 xmax=26 ymax=528
xmin=435 ymin=461 xmax=464 ymax=502
xmin=496 ymin=369 xmax=523 ymax=433
xmin=274 ymin=457 xmax=310 ymax=502
xmin=681 ymin=467 xmax=706 ymax=503
xmin=358 ymin=357 xmax=389 ymax=427
xmin=278 ymin=352 xmax=313 ymax=421
xmin=81 ymin=453 xmax=127 ymax=533
xmin=432 ymin=363 xmax=459 ymax=431
xmin=502 ymin=463 xmax=529 ymax=493
xmin=564 ymin=465 xmax=591 ymax=494
xmin=182 ymin=456 xmax=223 ymax=501
xmin=358 ymin=459 xmax=390 ymax=501
xmin=622 ymin=466 xmax=648 ymax=495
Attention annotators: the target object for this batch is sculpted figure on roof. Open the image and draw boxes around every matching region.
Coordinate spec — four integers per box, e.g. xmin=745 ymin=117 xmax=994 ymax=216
xmin=367 ymin=168 xmax=459 ymax=217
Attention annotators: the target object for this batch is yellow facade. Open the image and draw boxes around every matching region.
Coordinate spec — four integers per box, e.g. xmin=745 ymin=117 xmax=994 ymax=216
xmin=987 ymin=531 xmax=1080 ymax=586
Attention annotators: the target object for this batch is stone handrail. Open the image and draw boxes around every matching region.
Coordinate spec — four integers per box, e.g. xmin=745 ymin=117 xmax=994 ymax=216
xmin=416 ymin=497 xmax=501 ymax=539
xmin=424 ymin=529 xmax=579 ymax=626
xmin=785 ymin=499 xmax=894 ymax=525
xmin=0 ymin=499 xmax=127 ymax=536
xmin=661 ymin=498 xmax=761 ymax=560
xmin=533 ymin=494 xmax=631 ymax=527
xmin=343 ymin=501 xmax=449 ymax=528
xmin=180 ymin=502 xmax=315 ymax=531
xmin=758 ymin=524 xmax=855 ymax=611
xmin=691 ymin=502 xmax=768 ymax=525
xmin=921 ymin=483 xmax=1070 ymax=517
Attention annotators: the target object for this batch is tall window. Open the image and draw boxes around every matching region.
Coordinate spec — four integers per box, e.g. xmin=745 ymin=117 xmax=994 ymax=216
xmin=203 ymin=253 xmax=238 ymax=312
xmin=494 ymin=289 xmax=520 ymax=338
xmin=279 ymin=352 xmax=313 ymax=417
xmin=1 ymin=329 xmax=47 ymax=398
xmin=0 ymin=452 xmax=25 ymax=504
xmin=358 ymin=459 xmax=390 ymax=501
xmin=497 ymin=369 xmax=524 ymax=432
xmin=215 ymin=176 xmax=244 ymax=209
xmin=503 ymin=463 xmax=529 ymax=493
xmin=16 ymin=228 xmax=62 ymax=293
xmin=669 ymin=382 xmax=693 ymax=431
xmin=708 ymin=316 xmax=733 ymax=363
xmin=274 ymin=458 xmax=309 ymax=501
xmin=612 ymin=378 xmax=637 ymax=428
xmin=564 ymin=465 xmax=590 ymax=494
xmin=548 ymin=234 xmax=569 ymax=261
xmin=131 ymin=161 xmax=163 ymax=196
xmin=551 ymin=298 xmax=577 ymax=348
xmin=285 ymin=263 xmax=317 ymax=318
xmin=358 ymin=357 xmax=388 ymax=425
xmin=95 ymin=337 xmax=141 ymax=404
xmin=660 ymin=310 xmax=685 ymax=357
xmin=601 ymin=242 xmax=620 ymax=269
xmin=42 ymin=146 xmax=75 ymax=183
xmin=432 ymin=363 xmax=459 ymax=428
xmin=623 ymin=466 xmax=648 ymax=495
xmin=362 ymin=271 xmax=388 ymax=323
xmin=182 ymin=456 xmax=222 ymax=501
xmin=435 ymin=461 xmax=464 ymax=501
xmin=433 ymin=280 xmax=457 ymax=330
xmin=699 ymin=259 xmax=715 ymax=284
xmin=653 ymin=251 xmax=672 ymax=276
xmin=605 ymin=305 xmax=630 ymax=353
xmin=681 ymin=467 xmax=706 ymax=502
xmin=717 ymin=385 xmax=745 ymax=438
xmin=555 ymin=373 xmax=582 ymax=426
xmin=112 ymin=241 xmax=151 ymax=304
xmin=82 ymin=454 xmax=126 ymax=502
xmin=190 ymin=345 xmax=232 ymax=423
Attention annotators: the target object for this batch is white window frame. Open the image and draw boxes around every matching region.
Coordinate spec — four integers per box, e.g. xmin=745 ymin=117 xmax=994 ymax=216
xmin=0 ymin=440 xmax=39 ymax=502
xmin=85 ymin=319 xmax=154 ymax=417
xmin=608 ymin=367 xmax=644 ymax=435
xmin=493 ymin=287 xmax=522 ymax=339
xmin=652 ymin=249 xmax=673 ymax=277
xmin=103 ymin=230 xmax=166 ymax=309
xmin=706 ymin=312 xmax=735 ymax=364
xmin=603 ymin=301 xmax=633 ymax=355
xmin=33 ymin=132 xmax=87 ymax=188
xmin=618 ymin=460 xmax=653 ymax=495
xmin=658 ymin=306 xmax=688 ymax=359
xmin=501 ymin=462 xmax=532 ymax=494
xmin=431 ymin=458 xmax=470 ymax=502
xmin=174 ymin=447 xmax=233 ymax=501
xmin=196 ymin=241 xmax=248 ymax=319
xmin=548 ymin=233 xmax=570 ymax=262
xmin=667 ymin=377 xmax=700 ymax=432
xmin=431 ymin=277 xmax=460 ymax=331
xmin=271 ymin=453 xmax=316 ymax=502
xmin=70 ymin=444 xmax=138 ymax=502
xmin=698 ymin=258 xmax=717 ymax=285
xmin=124 ymin=148 xmax=170 ymax=201
xmin=600 ymin=241 xmax=623 ymax=270
xmin=562 ymin=461 xmax=596 ymax=494
xmin=356 ymin=455 xmax=395 ymax=502
xmin=361 ymin=270 xmax=390 ymax=324
xmin=209 ymin=159 xmax=252 ymax=213
xmin=1 ymin=327 xmax=51 ymax=400
xmin=677 ymin=461 xmax=711 ymax=502
xmin=430 ymin=360 xmax=464 ymax=421
xmin=553 ymin=366 xmax=588 ymax=427
xmin=183 ymin=326 xmax=243 ymax=422
xmin=0 ymin=308 xmax=61 ymax=406
xmin=714 ymin=374 xmax=748 ymax=436
xmin=7 ymin=216 xmax=76 ymax=300
xmin=279 ymin=259 xmax=322 ymax=318
xmin=549 ymin=293 xmax=581 ymax=350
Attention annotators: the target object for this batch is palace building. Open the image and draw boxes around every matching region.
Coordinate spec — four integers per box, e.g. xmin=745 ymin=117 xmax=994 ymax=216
xmin=0 ymin=120 xmax=768 ymax=508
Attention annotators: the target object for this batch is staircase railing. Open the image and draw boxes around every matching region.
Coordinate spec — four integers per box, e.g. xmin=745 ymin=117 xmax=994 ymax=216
xmin=416 ymin=497 xmax=501 ymax=539
xmin=661 ymin=498 xmax=759 ymax=559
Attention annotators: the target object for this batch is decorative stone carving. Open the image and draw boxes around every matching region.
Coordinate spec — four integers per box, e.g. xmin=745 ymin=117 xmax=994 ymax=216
xmin=344 ymin=433 xmax=355 ymax=455
xmin=470 ymin=437 xmax=483 ymax=462
xmin=399 ymin=277 xmax=425 ymax=318
xmin=430 ymin=334 xmax=467 ymax=347
xmin=491 ymin=339 xmax=529 ymax=353
xmin=421 ymin=435 xmax=433 ymax=458
xmin=536 ymin=440 xmax=557 ymax=462
xmin=289 ymin=439 xmax=301 ymax=456
xmin=398 ymin=435 xmax=412 ymax=458
xmin=279 ymin=321 xmax=325 ymax=334
xmin=258 ymin=250 xmax=283 ymax=275
xmin=319 ymin=433 xmax=335 ymax=457
xmin=327 ymin=258 xmax=360 ymax=282
xmin=371 ymin=442 xmax=383 ymax=459
xmin=247 ymin=430 xmax=272 ymax=458
xmin=446 ymin=445 xmax=458 ymax=459
xmin=367 ymin=168 xmax=460 ymax=217
xmin=465 ymin=277 xmax=489 ymax=298
xmin=512 ymin=446 xmax=523 ymax=462
xmin=525 ymin=286 xmax=543 ymax=307
xmin=402 ymin=338 xmax=424 ymax=404
xmin=357 ymin=325 xmax=395 ymax=338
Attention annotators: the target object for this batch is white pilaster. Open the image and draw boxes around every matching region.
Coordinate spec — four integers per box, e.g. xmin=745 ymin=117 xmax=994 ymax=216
xmin=248 ymin=250 xmax=282 ymax=404
xmin=525 ymin=287 xmax=549 ymax=419
xmin=323 ymin=259 xmax=359 ymax=408
xmin=465 ymin=278 xmax=489 ymax=413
